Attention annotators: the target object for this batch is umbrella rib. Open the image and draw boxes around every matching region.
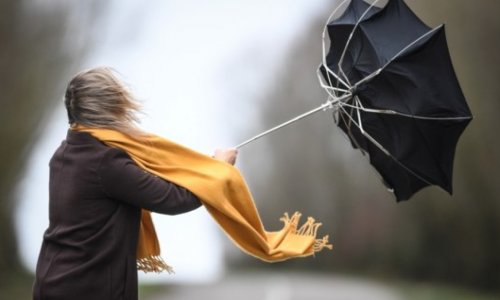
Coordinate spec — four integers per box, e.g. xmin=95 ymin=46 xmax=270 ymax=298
xmin=321 ymin=66 xmax=351 ymax=90
xmin=317 ymin=71 xmax=342 ymax=101
xmin=360 ymin=73 xmax=447 ymax=187
xmin=342 ymin=92 xmax=468 ymax=189
xmin=395 ymin=114 xmax=472 ymax=121
xmin=338 ymin=104 xmax=389 ymax=155
xmin=354 ymin=96 xmax=364 ymax=133
xmin=337 ymin=0 xmax=382 ymax=86
xmin=322 ymin=65 xmax=351 ymax=91
xmin=352 ymin=25 xmax=443 ymax=90
xmin=383 ymin=25 xmax=443 ymax=71
xmin=340 ymin=103 xmax=472 ymax=120
xmin=321 ymin=0 xmax=352 ymax=91
xmin=338 ymin=103 xmax=435 ymax=188
xmin=337 ymin=105 xmax=366 ymax=155
xmin=317 ymin=68 xmax=349 ymax=95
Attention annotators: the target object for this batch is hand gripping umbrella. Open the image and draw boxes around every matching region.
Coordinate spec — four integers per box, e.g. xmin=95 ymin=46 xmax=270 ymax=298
xmin=236 ymin=0 xmax=472 ymax=201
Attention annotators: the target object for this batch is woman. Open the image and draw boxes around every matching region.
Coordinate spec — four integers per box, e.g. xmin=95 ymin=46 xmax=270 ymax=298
xmin=33 ymin=67 xmax=237 ymax=300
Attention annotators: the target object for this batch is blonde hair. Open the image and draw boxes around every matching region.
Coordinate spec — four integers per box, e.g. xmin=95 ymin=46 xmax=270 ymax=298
xmin=64 ymin=67 xmax=144 ymax=136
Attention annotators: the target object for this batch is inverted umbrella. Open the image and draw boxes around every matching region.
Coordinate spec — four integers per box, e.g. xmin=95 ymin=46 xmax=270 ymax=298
xmin=237 ymin=0 xmax=472 ymax=201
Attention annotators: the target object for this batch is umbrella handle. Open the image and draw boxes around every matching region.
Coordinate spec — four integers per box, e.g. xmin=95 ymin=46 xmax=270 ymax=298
xmin=235 ymin=94 xmax=351 ymax=149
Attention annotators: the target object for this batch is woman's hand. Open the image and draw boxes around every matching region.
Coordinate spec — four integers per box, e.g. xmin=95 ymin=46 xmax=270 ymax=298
xmin=213 ymin=148 xmax=238 ymax=165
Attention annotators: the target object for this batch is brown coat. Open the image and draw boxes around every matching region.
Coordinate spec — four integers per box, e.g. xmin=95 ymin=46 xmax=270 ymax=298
xmin=33 ymin=130 xmax=201 ymax=300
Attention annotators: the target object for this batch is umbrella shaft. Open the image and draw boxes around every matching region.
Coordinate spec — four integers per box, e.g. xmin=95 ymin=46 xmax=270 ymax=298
xmin=235 ymin=94 xmax=350 ymax=149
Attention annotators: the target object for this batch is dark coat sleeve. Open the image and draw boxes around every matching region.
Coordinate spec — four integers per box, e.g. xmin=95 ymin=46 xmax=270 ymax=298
xmin=99 ymin=148 xmax=202 ymax=215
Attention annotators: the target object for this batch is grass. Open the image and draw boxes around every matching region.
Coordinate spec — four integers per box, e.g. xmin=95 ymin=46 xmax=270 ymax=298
xmin=139 ymin=283 xmax=170 ymax=299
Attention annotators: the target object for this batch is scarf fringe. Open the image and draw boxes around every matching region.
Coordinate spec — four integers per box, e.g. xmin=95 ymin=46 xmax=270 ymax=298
xmin=137 ymin=255 xmax=175 ymax=274
xmin=314 ymin=235 xmax=333 ymax=252
xmin=281 ymin=212 xmax=333 ymax=253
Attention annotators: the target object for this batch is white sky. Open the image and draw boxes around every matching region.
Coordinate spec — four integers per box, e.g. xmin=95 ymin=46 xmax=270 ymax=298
xmin=15 ymin=0 xmax=333 ymax=284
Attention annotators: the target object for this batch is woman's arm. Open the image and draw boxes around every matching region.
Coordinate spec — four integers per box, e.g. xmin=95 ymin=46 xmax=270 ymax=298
xmin=99 ymin=148 xmax=202 ymax=215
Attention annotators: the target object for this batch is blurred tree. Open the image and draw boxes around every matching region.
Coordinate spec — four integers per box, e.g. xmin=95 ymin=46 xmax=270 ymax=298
xmin=396 ymin=0 xmax=500 ymax=290
xmin=237 ymin=0 xmax=500 ymax=292
xmin=0 ymin=0 xmax=104 ymax=296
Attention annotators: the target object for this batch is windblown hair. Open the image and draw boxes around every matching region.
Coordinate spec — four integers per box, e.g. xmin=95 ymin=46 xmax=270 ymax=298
xmin=64 ymin=67 xmax=143 ymax=136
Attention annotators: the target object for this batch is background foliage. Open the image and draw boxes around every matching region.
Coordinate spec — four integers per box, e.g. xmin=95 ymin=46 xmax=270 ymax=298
xmin=0 ymin=0 xmax=104 ymax=297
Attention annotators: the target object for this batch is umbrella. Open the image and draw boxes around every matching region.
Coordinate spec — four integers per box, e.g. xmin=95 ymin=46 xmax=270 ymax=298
xmin=237 ymin=0 xmax=472 ymax=201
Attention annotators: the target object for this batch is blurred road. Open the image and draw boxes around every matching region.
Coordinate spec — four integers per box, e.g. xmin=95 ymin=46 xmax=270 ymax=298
xmin=148 ymin=272 xmax=404 ymax=300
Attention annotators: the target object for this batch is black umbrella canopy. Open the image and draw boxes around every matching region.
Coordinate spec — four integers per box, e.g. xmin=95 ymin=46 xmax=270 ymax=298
xmin=321 ymin=0 xmax=472 ymax=201
xmin=322 ymin=0 xmax=381 ymax=86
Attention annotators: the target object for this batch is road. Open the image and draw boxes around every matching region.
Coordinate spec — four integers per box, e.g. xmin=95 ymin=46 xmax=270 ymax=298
xmin=147 ymin=272 xmax=405 ymax=300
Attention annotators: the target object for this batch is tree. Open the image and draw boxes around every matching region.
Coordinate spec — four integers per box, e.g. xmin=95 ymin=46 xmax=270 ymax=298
xmin=0 ymin=0 xmax=104 ymax=296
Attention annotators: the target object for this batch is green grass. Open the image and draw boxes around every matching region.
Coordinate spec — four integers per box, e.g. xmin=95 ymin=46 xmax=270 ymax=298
xmin=139 ymin=283 xmax=170 ymax=299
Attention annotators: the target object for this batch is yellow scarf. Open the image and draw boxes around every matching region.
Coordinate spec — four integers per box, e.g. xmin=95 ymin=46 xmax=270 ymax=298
xmin=74 ymin=126 xmax=332 ymax=272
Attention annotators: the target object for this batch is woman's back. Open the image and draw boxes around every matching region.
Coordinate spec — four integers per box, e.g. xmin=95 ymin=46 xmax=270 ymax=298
xmin=33 ymin=130 xmax=200 ymax=300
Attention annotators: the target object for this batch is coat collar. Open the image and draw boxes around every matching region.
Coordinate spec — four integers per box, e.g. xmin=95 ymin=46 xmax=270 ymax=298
xmin=65 ymin=129 xmax=104 ymax=146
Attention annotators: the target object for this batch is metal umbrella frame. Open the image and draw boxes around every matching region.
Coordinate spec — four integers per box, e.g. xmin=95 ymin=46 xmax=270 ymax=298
xmin=236 ymin=0 xmax=472 ymax=200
